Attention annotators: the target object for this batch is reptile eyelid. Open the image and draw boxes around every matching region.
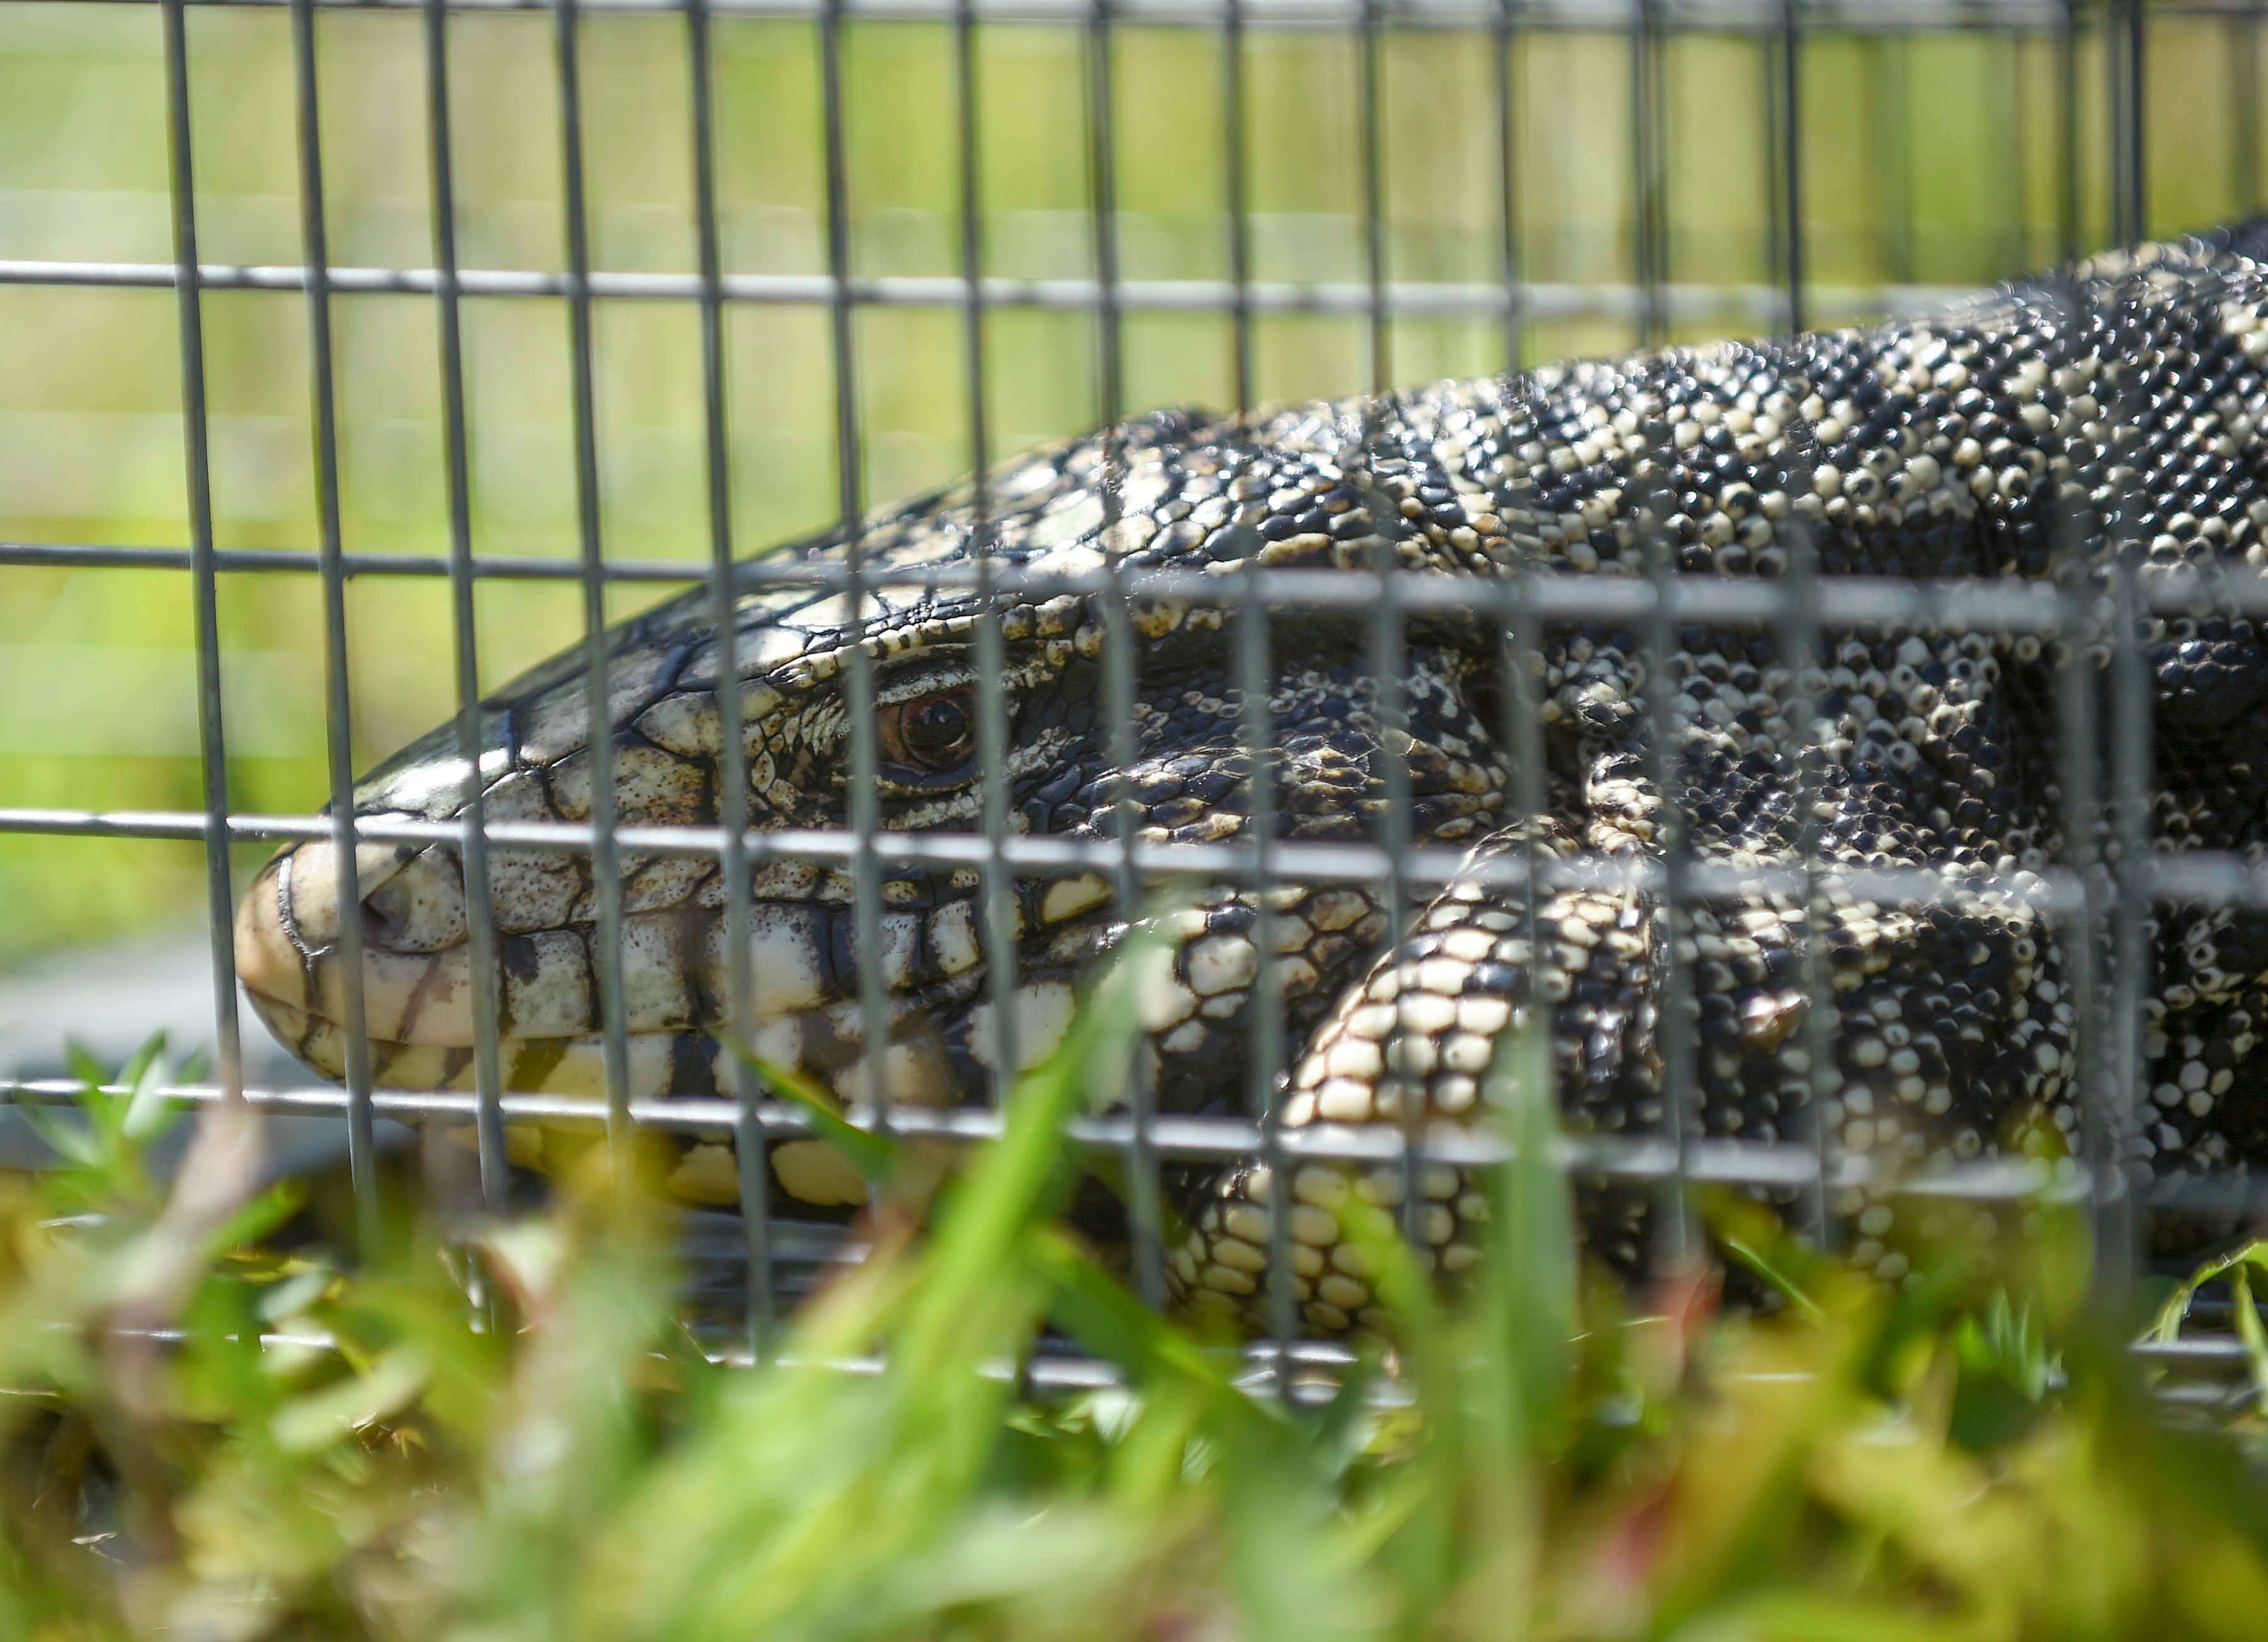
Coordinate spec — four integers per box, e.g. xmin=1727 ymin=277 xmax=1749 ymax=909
xmin=872 ymin=658 xmax=977 ymax=707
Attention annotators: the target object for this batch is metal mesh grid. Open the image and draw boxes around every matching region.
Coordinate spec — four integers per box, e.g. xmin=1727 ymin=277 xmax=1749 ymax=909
xmin=0 ymin=0 xmax=2262 ymax=1382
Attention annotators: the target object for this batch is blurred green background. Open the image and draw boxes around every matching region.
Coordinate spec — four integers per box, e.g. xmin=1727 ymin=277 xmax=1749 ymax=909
xmin=1 ymin=0 xmax=2263 ymax=970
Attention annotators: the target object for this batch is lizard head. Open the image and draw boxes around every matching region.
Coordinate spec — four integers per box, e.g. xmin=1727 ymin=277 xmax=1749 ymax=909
xmin=232 ymin=406 xmax=1518 ymax=1212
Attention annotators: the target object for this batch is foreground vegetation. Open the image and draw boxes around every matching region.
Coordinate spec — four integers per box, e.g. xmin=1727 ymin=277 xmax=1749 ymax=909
xmin=7 ymin=962 xmax=2268 ymax=1639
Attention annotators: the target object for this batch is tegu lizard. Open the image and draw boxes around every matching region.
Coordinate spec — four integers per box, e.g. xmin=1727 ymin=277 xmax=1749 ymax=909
xmin=237 ymin=222 xmax=2268 ymax=1333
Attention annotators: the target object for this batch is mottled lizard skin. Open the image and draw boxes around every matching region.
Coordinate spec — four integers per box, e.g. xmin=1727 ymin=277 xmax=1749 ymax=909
xmin=238 ymin=222 xmax=2268 ymax=1333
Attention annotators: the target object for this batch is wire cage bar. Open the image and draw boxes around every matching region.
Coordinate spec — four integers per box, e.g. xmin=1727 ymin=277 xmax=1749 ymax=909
xmin=2 ymin=0 xmax=2266 ymax=1392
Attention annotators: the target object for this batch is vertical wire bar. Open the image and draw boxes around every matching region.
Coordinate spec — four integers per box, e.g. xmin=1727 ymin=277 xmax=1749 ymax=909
xmin=2102 ymin=319 xmax=2150 ymax=1299
xmin=1492 ymin=0 xmax=1523 ymax=376
xmin=551 ymin=0 xmax=635 ymax=1182
xmin=423 ymin=0 xmax=507 ymax=1215
xmin=1773 ymin=423 xmax=1833 ymax=1249
xmin=2002 ymin=27 xmax=2028 ymax=277
xmin=2233 ymin=1 xmax=2260 ymax=215
xmin=161 ymin=0 xmax=246 ymax=1117
xmin=686 ymin=0 xmax=776 ymax=1352
xmin=1638 ymin=411 xmax=1693 ymax=1266
xmin=819 ymin=0 xmax=891 ymax=1135
xmin=1776 ymin=0 xmax=1805 ymax=337
xmin=2045 ymin=2 xmax=2107 ymax=1284
xmin=1629 ymin=0 xmax=1687 ymax=1263
xmin=957 ymin=0 xmax=1021 ymax=1169
xmin=1085 ymin=0 xmax=1167 ymax=1312
xmin=1353 ymin=0 xmax=1418 ymax=1246
xmin=2108 ymin=0 xmax=2145 ymax=243
xmin=1487 ymin=0 xmax=1552 ymax=1347
xmin=2023 ymin=22 xmax=2041 ymax=270
xmin=1766 ymin=13 xmax=1828 ymax=1250
xmin=1629 ymin=0 xmax=1666 ymax=350
xmin=1238 ymin=549 xmax=1293 ymax=1352
xmin=2056 ymin=0 xmax=2080 ymax=267
xmin=1224 ymin=0 xmax=1254 ymax=419
xmin=2097 ymin=0 xmax=2153 ymax=1296
xmin=1220 ymin=0 xmax=1295 ymax=1354
xmin=1784 ymin=4 xmax=1831 ymax=1247
xmin=290 ymin=0 xmax=381 ymax=1254
xmin=1761 ymin=9 xmax=1787 ymax=326
xmin=1357 ymin=0 xmax=1389 ymax=400
xmin=1766 ymin=9 xmax=1831 ymax=1246
xmin=2053 ymin=440 xmax=2110 ymax=1296
xmin=1785 ymin=505 xmax=1836 ymax=1249
xmin=1495 ymin=505 xmax=1549 ymax=1274
xmin=1870 ymin=26 xmax=1913 ymax=289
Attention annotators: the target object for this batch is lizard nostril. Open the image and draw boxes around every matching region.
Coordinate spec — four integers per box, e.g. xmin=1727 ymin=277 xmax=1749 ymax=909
xmin=360 ymin=876 xmax=412 ymax=946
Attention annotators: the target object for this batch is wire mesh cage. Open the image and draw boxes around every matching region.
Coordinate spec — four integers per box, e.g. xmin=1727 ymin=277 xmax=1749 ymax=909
xmin=2 ymin=0 xmax=2267 ymax=1397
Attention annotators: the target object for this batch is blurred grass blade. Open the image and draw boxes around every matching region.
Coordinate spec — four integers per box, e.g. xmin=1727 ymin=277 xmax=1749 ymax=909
xmin=716 ymin=1030 xmax=902 ymax=1186
xmin=64 ymin=1040 xmax=112 ymax=1095
xmin=907 ymin=902 xmax=1182 ymax=1345
xmin=1724 ymin=1232 xmax=1828 ymax=1324
xmin=1031 ymin=1223 xmax=1247 ymax=1402
xmin=1481 ymin=1012 xmax=1578 ymax=1435
xmin=16 ymin=1100 xmax=98 ymax=1168
xmin=2234 ymin=1266 xmax=2268 ymax=1406
xmin=270 ymin=1346 xmax=428 ymax=1454
xmin=120 ymin=1033 xmax=185 ymax=1143
xmin=2147 ymin=1241 xmax=2261 ymax=1348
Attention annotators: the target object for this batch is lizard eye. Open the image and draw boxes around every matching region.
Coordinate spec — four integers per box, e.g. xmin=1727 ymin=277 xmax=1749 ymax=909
xmin=879 ymin=687 xmax=977 ymax=774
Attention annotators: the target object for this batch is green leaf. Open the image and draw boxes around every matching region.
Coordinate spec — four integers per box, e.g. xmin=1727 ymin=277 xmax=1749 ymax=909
xmin=1305 ymin=1348 xmax=1387 ymax=1484
xmin=1724 ymin=1232 xmax=1829 ymax=1324
xmin=714 ymin=1030 xmax=902 ymax=1186
xmin=2146 ymin=1241 xmax=2264 ymax=1350
xmin=915 ymin=902 xmax=1181 ymax=1311
xmin=116 ymin=1031 xmax=166 ymax=1099
xmin=63 ymin=1040 xmax=112 ymax=1094
xmin=1031 ymin=1224 xmax=1246 ymax=1403
xmin=121 ymin=1041 xmax=185 ymax=1143
xmin=1475 ymin=1011 xmax=1580 ymax=1445
xmin=198 ymin=1179 xmax=307 ymax=1263
xmin=2235 ymin=1266 xmax=2268 ymax=1409
xmin=270 ymin=1347 xmax=429 ymax=1454
xmin=17 ymin=1101 xmax=99 ymax=1167
xmin=256 ymin=1260 xmax=338 ymax=1325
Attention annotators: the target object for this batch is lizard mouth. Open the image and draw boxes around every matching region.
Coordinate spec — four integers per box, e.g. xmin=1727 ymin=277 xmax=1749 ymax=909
xmin=233 ymin=837 xmax=1127 ymax=1205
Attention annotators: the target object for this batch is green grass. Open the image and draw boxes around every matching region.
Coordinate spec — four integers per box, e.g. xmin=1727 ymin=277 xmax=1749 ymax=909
xmin=9 ymin=953 xmax=2268 ymax=1639
xmin=6 ymin=3 xmax=2268 ymax=966
xmin=11 ymin=14 xmax=2268 ymax=1627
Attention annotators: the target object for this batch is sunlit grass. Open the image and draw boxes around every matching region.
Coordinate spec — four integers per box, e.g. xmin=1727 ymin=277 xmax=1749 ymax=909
xmin=3 ymin=952 xmax=2267 ymax=1639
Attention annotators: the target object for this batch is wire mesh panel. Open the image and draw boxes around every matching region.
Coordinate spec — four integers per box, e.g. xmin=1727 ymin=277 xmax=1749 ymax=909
xmin=3 ymin=0 xmax=2268 ymax=1387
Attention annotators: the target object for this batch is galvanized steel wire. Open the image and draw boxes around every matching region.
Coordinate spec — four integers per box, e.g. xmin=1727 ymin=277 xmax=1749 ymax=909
xmin=0 ymin=0 xmax=2257 ymax=1374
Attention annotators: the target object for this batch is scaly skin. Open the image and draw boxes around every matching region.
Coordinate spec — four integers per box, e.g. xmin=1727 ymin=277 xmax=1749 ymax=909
xmin=239 ymin=224 xmax=2268 ymax=1333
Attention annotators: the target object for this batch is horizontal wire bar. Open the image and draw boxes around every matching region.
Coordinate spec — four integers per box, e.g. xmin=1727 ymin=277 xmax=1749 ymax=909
xmin=1 ymin=538 xmax=709 ymax=582
xmin=16 ymin=546 xmax=2268 ymax=632
xmin=4 ymin=1071 xmax=2213 ymax=1210
xmin=2133 ymin=1336 xmax=2262 ymax=1364
xmin=0 ymin=804 xmax=2078 ymax=900
xmin=0 ymin=258 xmax=1974 ymax=323
xmin=63 ymin=1310 xmax=2258 ymax=1403
xmin=47 ymin=0 xmax=2141 ymax=30
xmin=52 ymin=1316 xmax=1379 ymax=1401
xmin=13 ymin=800 xmax=2268 ymax=911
